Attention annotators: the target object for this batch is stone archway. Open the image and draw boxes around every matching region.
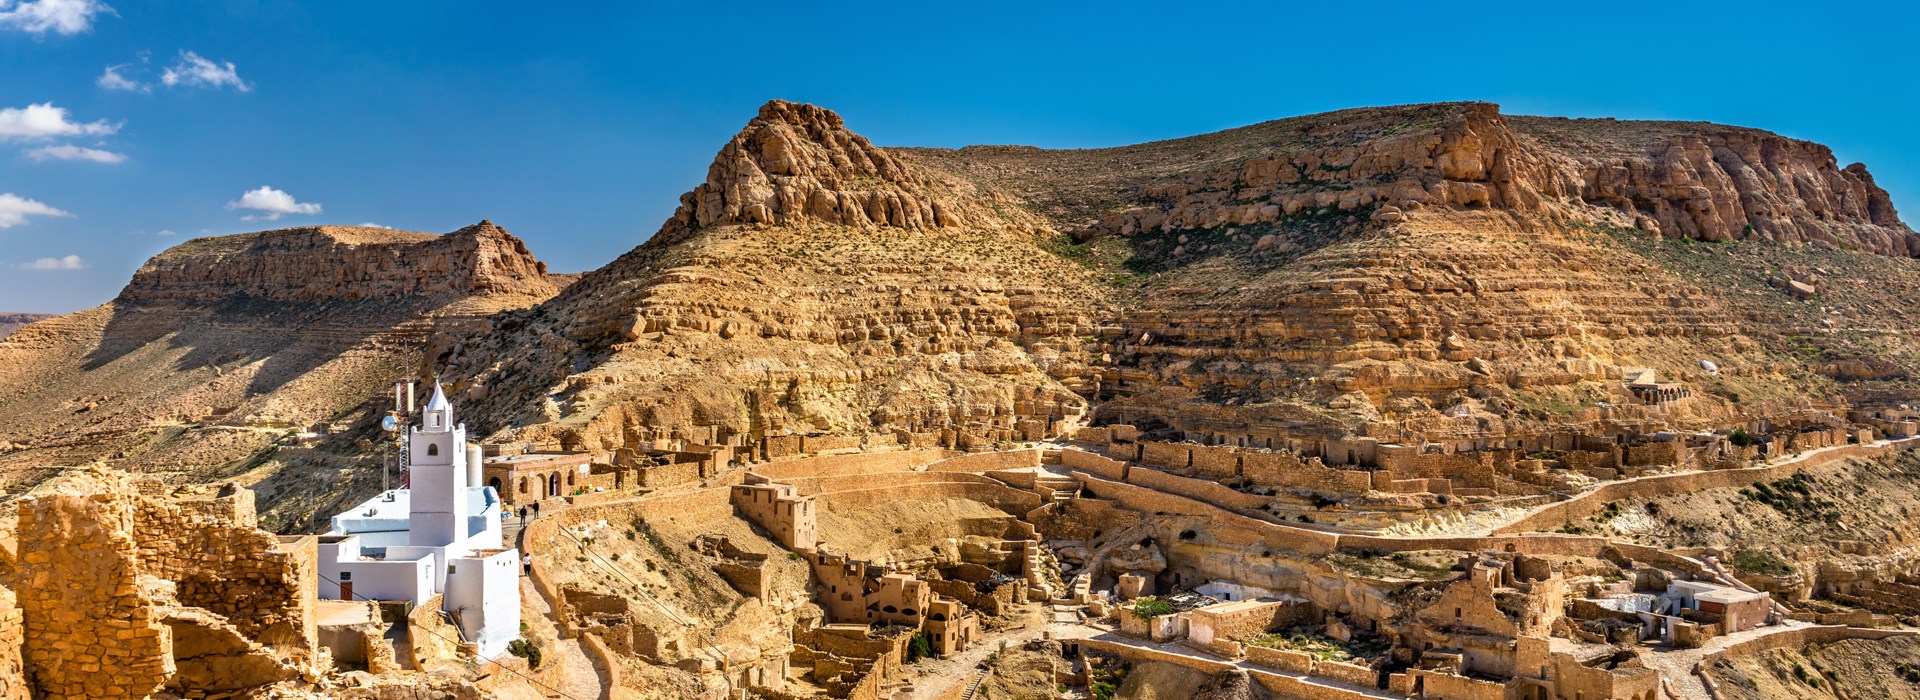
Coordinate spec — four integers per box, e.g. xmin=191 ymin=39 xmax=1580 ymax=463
xmin=548 ymin=473 xmax=561 ymax=497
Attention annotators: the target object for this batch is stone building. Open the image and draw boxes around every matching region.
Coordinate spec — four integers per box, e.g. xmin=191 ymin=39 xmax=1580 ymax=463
xmin=316 ymin=383 xmax=521 ymax=659
xmin=481 ymin=450 xmax=594 ymax=506
xmin=9 ymin=470 xmax=318 ymax=699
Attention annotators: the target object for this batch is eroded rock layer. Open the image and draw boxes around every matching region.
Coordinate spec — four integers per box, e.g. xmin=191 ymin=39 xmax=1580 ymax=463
xmin=439 ymin=101 xmax=1107 ymax=453
xmin=0 ymin=223 xmax=559 ymax=523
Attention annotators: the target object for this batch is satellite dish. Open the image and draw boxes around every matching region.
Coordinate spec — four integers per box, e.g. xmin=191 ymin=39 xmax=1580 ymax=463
xmin=381 ymin=415 xmax=399 ymax=432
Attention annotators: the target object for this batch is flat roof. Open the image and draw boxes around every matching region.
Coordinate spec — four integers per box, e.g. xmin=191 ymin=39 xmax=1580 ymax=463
xmin=1696 ymin=589 xmax=1768 ymax=605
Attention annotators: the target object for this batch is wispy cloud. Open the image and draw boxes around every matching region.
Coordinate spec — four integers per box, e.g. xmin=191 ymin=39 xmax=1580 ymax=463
xmin=0 ymin=192 xmax=72 ymax=228
xmin=0 ymin=103 xmax=118 ymax=140
xmin=0 ymin=0 xmax=113 ymax=36
xmin=161 ymin=51 xmax=248 ymax=92
xmin=96 ymin=63 xmax=149 ymax=92
xmin=227 ymin=186 xmax=321 ymax=221
xmin=155 ymin=229 xmax=175 ymax=236
xmin=18 ymin=255 xmax=87 ymax=270
xmin=26 ymin=143 xmax=125 ymax=163
xmin=357 ymin=222 xmax=392 ymax=229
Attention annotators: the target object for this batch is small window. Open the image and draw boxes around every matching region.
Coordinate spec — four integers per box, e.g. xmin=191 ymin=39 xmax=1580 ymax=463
xmin=883 ymin=605 xmax=898 ymax=614
xmin=340 ymin=572 xmax=352 ymax=581
xmin=902 ymin=608 xmax=917 ymax=617
xmin=1455 ymin=607 xmax=1462 ymax=620
xmin=448 ymin=564 xmax=458 ymax=575
xmin=428 ymin=444 xmax=440 ymax=456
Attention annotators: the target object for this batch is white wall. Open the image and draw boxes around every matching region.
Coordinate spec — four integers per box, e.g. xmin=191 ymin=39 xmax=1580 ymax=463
xmin=319 ymin=544 xmax=435 ymax=606
xmin=445 ymin=548 xmax=522 ymax=659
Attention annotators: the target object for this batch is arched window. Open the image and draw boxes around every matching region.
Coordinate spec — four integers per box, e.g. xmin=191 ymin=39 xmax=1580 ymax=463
xmin=488 ymin=477 xmax=502 ymax=493
xmin=548 ymin=473 xmax=560 ymax=497
xmin=519 ymin=477 xmax=529 ymax=494
xmin=427 ymin=444 xmax=439 ymax=457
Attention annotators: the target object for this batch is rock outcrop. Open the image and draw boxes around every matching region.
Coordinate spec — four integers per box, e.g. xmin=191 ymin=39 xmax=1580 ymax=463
xmin=0 ymin=223 xmax=561 ymax=529
xmin=440 ymin=100 xmax=1104 ymax=455
xmin=119 ymin=222 xmax=556 ymax=304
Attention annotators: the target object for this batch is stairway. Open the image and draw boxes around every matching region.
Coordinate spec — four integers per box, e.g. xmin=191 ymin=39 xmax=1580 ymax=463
xmin=1035 ymin=451 xmax=1078 ymax=504
xmin=957 ymin=666 xmax=990 ymax=700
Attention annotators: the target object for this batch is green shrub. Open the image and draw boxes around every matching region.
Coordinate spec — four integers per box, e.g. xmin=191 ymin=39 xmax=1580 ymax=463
xmin=906 ymin=632 xmax=934 ymax=662
xmin=1132 ymin=597 xmax=1175 ymax=620
xmin=1732 ymin=549 xmax=1793 ymax=576
xmin=507 ymin=638 xmax=543 ymax=669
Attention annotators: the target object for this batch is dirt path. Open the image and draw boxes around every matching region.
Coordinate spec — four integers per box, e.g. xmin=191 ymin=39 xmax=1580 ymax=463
xmin=1633 ymin=619 xmax=1816 ymax=700
xmin=903 ymin=612 xmax=1093 ymax=699
xmin=518 ymin=576 xmax=608 ymax=700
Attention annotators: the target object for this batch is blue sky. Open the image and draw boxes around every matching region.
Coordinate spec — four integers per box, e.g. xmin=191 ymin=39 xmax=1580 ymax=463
xmin=2 ymin=1 xmax=1917 ymax=313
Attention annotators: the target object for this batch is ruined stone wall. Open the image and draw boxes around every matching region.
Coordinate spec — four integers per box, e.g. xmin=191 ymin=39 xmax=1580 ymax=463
xmin=134 ymin=491 xmax=317 ymax=652
xmin=751 ymin=449 xmax=949 ymax=480
xmin=1241 ymin=450 xmax=1373 ymax=493
xmin=1124 ymin=467 xmax=1268 ymax=510
xmin=801 ymin=435 xmax=864 ymax=455
xmin=924 ymin=449 xmax=1041 ymax=473
xmin=1063 ymin=448 xmax=1129 ymax=481
xmin=16 ymin=479 xmax=172 ymax=700
xmin=0 ymin=588 xmax=28 ymax=700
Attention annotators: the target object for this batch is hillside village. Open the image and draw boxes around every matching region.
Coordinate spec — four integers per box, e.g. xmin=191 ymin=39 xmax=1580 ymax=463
xmin=2 ymin=99 xmax=1920 ymax=699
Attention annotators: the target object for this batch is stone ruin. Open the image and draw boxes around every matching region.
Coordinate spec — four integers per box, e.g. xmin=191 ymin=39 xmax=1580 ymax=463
xmin=0 ymin=469 xmax=318 ymax=699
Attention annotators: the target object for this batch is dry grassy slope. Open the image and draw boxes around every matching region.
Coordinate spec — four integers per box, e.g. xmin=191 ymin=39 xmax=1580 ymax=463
xmin=904 ymin=101 xmax=1920 ymax=439
xmin=441 ymin=101 xmax=1109 ymax=452
xmin=0 ymin=223 xmax=558 ymax=528
xmin=1569 ymin=451 xmax=1920 ymax=556
xmin=1706 ymin=634 xmax=1920 ymax=700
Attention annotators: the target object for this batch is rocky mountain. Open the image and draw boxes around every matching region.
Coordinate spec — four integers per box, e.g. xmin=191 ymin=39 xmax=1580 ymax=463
xmin=436 ymin=101 xmax=1108 ymax=454
xmin=0 ymin=222 xmax=560 ymax=526
xmin=438 ymin=100 xmax=1917 ymax=458
xmin=0 ymin=314 xmax=53 ymax=341
xmin=908 ymin=101 xmax=1920 ymax=443
xmin=3 ymin=100 xmax=1914 ymax=525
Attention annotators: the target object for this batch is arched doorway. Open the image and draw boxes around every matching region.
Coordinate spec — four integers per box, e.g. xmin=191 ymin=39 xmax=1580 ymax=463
xmin=548 ymin=473 xmax=561 ymax=497
xmin=488 ymin=477 xmax=502 ymax=494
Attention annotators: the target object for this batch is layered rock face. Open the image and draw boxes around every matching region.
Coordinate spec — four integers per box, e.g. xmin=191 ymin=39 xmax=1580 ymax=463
xmin=119 ymin=222 xmax=557 ymax=304
xmin=441 ymin=100 xmax=1105 ymax=454
xmin=909 ymin=102 xmax=1918 ymax=441
xmin=0 ymin=223 xmax=560 ymax=515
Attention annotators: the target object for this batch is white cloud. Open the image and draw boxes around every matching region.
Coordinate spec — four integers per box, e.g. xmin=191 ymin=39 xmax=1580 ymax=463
xmin=19 ymin=254 xmax=86 ymax=270
xmin=227 ymin=186 xmax=321 ymax=221
xmin=0 ymin=193 xmax=71 ymax=228
xmin=357 ymin=222 xmax=391 ymax=229
xmin=96 ymin=63 xmax=148 ymax=92
xmin=0 ymin=0 xmax=113 ymax=35
xmin=155 ymin=229 xmax=174 ymax=236
xmin=161 ymin=51 xmax=248 ymax=92
xmin=0 ymin=103 xmax=119 ymax=140
xmin=25 ymin=144 xmax=125 ymax=163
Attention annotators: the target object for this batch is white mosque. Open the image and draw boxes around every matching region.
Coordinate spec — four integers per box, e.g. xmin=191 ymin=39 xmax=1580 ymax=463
xmin=317 ymin=382 xmax=521 ymax=659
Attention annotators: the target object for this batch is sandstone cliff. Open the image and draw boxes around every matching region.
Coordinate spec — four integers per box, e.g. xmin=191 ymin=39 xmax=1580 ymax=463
xmin=0 ymin=222 xmax=559 ymax=529
xmin=904 ymin=101 xmax=1918 ymax=442
xmin=438 ymin=100 xmax=1106 ymax=455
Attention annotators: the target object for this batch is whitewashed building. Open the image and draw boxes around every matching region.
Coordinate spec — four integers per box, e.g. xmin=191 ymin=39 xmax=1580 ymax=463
xmin=318 ymin=383 xmax=521 ymax=659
